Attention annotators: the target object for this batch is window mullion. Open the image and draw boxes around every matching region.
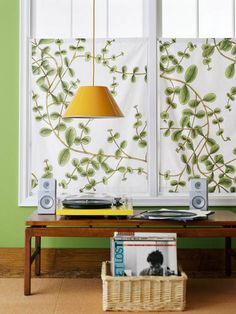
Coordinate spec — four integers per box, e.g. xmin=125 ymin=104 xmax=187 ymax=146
xmin=197 ymin=0 xmax=199 ymax=38
xmin=147 ymin=0 xmax=158 ymax=197
xmin=234 ymin=0 xmax=236 ymax=37
xmin=70 ymin=0 xmax=73 ymax=38
xmin=106 ymin=0 xmax=109 ymax=38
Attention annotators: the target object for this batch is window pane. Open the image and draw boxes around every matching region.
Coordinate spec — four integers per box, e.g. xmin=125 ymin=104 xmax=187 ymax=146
xmin=109 ymin=0 xmax=143 ymax=38
xmin=199 ymin=0 xmax=234 ymax=37
xmin=162 ymin=0 xmax=198 ymax=38
xmin=72 ymin=0 xmax=107 ymax=38
xmin=32 ymin=0 xmax=145 ymax=39
xmin=31 ymin=0 xmax=71 ymax=38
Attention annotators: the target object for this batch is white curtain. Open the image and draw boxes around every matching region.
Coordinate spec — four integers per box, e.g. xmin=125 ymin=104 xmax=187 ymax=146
xmin=159 ymin=38 xmax=236 ymax=194
xmin=30 ymin=38 xmax=148 ymax=196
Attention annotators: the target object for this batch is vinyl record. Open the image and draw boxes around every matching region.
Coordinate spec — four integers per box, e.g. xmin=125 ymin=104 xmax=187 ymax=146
xmin=142 ymin=210 xmax=197 ymax=218
xmin=62 ymin=198 xmax=112 ymax=209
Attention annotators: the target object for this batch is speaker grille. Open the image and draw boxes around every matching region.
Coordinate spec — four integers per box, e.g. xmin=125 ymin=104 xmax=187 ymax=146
xmin=40 ymin=195 xmax=54 ymax=209
xmin=192 ymin=196 xmax=205 ymax=209
xmin=43 ymin=181 xmax=50 ymax=189
xmin=194 ymin=181 xmax=201 ymax=189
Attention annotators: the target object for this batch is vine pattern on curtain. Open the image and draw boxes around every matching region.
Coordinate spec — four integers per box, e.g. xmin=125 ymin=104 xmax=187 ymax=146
xmin=159 ymin=38 xmax=236 ymax=194
xmin=30 ymin=37 xmax=236 ymax=197
xmin=30 ymin=38 xmax=148 ymax=196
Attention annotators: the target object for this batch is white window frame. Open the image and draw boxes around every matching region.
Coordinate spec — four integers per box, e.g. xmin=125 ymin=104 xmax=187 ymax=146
xmin=19 ymin=0 xmax=236 ymax=206
xmin=19 ymin=0 xmax=32 ymax=206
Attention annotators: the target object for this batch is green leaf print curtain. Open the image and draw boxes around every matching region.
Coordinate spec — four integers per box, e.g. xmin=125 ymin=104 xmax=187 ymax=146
xmin=30 ymin=38 xmax=148 ymax=196
xmin=31 ymin=37 xmax=236 ymax=197
xmin=159 ymin=38 xmax=236 ymax=194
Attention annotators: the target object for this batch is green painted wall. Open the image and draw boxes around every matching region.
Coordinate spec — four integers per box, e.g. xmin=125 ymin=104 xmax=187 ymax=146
xmin=0 ymin=0 xmax=235 ymax=249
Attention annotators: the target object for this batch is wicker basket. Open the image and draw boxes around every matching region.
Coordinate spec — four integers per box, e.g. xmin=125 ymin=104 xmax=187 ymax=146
xmin=101 ymin=261 xmax=187 ymax=312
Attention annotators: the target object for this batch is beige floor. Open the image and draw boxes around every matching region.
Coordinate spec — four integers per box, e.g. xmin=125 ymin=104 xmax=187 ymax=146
xmin=0 ymin=278 xmax=236 ymax=314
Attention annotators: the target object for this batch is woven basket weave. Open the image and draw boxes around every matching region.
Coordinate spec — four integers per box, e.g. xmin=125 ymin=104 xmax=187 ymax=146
xmin=101 ymin=261 xmax=187 ymax=312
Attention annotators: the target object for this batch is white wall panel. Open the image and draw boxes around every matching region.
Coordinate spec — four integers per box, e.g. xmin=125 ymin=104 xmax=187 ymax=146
xmin=199 ymin=0 xmax=234 ymax=37
xmin=31 ymin=0 xmax=71 ymax=38
xmin=108 ymin=0 xmax=143 ymax=38
xmin=162 ymin=0 xmax=198 ymax=37
xmin=72 ymin=0 xmax=107 ymax=38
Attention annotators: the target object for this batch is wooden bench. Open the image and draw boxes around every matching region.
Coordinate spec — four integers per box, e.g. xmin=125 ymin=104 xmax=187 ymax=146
xmin=24 ymin=209 xmax=236 ymax=295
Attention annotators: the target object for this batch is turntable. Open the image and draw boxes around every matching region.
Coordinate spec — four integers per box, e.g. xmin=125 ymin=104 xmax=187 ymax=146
xmin=56 ymin=196 xmax=133 ymax=216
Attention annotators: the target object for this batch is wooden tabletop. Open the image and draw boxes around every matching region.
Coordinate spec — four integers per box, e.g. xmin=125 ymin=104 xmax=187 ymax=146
xmin=26 ymin=210 xmax=236 ymax=227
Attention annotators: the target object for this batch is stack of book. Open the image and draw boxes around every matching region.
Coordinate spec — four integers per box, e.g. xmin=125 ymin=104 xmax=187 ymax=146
xmin=111 ymin=232 xmax=178 ymax=277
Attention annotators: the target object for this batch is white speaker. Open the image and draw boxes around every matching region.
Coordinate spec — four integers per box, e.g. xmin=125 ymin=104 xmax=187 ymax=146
xmin=38 ymin=179 xmax=57 ymax=214
xmin=189 ymin=178 xmax=208 ymax=211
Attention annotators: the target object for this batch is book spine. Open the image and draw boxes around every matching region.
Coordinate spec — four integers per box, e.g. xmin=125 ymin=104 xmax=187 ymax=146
xmin=114 ymin=240 xmax=124 ymax=276
xmin=110 ymin=237 xmax=114 ymax=276
xmin=114 ymin=236 xmax=176 ymax=241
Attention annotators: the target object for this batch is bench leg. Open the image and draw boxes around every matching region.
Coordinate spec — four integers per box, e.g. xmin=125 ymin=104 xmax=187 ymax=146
xmin=35 ymin=236 xmax=41 ymax=276
xmin=24 ymin=228 xmax=32 ymax=295
xmin=225 ymin=237 xmax=231 ymax=277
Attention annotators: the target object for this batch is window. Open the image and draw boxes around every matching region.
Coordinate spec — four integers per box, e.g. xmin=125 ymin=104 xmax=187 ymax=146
xmin=31 ymin=0 xmax=145 ymax=38
xmin=19 ymin=0 xmax=236 ymax=206
xmin=19 ymin=0 xmax=149 ymax=206
xmin=159 ymin=0 xmax=236 ymax=206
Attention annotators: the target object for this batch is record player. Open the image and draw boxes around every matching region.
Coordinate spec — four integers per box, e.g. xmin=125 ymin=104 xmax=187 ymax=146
xmin=56 ymin=195 xmax=133 ymax=216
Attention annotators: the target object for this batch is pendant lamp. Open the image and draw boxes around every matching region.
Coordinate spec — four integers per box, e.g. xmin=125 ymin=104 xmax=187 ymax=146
xmin=63 ymin=0 xmax=124 ymax=118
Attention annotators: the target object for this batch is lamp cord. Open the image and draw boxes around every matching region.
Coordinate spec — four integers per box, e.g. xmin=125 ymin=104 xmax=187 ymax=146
xmin=92 ymin=0 xmax=95 ymax=86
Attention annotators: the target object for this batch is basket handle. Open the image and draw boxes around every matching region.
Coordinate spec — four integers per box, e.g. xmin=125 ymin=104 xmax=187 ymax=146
xmin=101 ymin=261 xmax=110 ymax=279
xmin=178 ymin=264 xmax=188 ymax=279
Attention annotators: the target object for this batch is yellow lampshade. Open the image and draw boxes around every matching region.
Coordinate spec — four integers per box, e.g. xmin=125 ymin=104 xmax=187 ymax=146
xmin=63 ymin=86 xmax=124 ymax=118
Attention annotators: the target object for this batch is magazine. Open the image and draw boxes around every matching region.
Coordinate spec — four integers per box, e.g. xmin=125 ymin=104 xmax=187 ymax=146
xmin=111 ymin=232 xmax=177 ymax=277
